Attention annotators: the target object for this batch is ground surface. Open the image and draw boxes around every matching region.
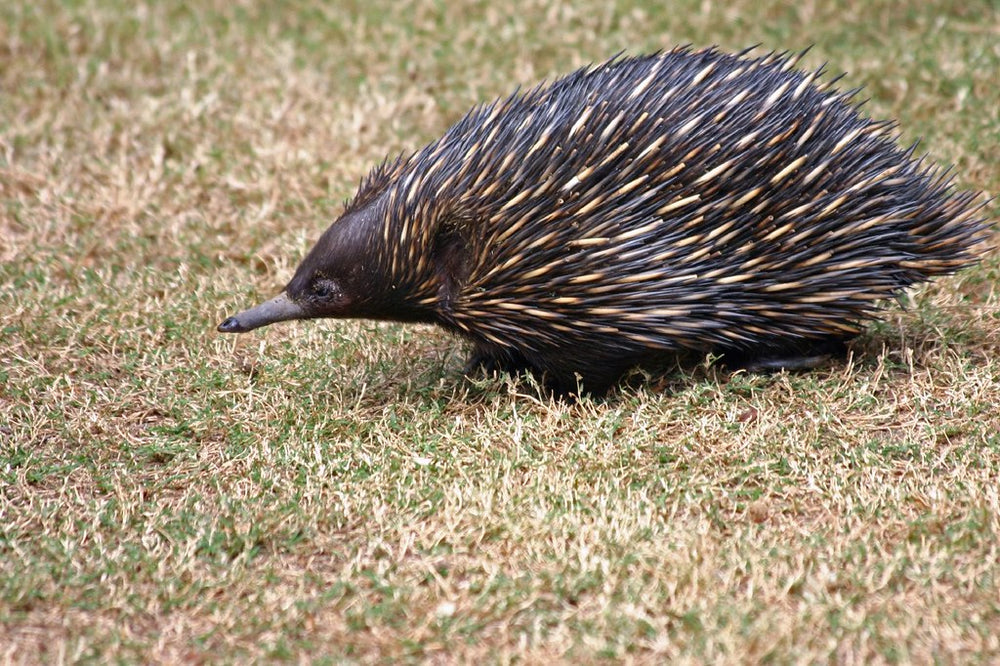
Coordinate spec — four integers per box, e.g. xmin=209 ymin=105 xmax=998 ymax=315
xmin=2 ymin=0 xmax=999 ymax=662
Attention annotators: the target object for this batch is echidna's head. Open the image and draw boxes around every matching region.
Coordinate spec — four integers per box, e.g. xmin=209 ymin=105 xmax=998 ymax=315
xmin=218 ymin=200 xmax=419 ymax=334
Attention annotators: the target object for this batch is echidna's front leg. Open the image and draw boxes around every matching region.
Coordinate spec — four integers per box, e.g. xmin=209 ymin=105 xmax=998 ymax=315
xmin=462 ymin=345 xmax=531 ymax=378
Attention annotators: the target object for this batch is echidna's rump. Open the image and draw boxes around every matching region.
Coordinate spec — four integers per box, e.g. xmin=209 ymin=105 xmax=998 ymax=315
xmin=219 ymin=46 xmax=990 ymax=394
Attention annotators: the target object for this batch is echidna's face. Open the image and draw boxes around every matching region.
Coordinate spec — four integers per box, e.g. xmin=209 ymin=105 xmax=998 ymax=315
xmin=270 ymin=207 xmax=377 ymax=323
xmin=217 ymin=207 xmax=373 ymax=334
xmin=217 ymin=200 xmax=437 ymax=334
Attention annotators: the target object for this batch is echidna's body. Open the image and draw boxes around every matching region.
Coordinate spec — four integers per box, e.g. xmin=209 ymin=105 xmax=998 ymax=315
xmin=219 ymin=46 xmax=989 ymax=394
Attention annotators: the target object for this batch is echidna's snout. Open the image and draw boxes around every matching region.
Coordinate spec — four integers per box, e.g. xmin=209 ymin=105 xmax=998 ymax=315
xmin=217 ymin=292 xmax=306 ymax=333
xmin=216 ymin=316 xmax=242 ymax=333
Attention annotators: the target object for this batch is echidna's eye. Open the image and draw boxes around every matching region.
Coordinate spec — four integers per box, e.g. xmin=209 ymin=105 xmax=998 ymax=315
xmin=311 ymin=279 xmax=339 ymax=300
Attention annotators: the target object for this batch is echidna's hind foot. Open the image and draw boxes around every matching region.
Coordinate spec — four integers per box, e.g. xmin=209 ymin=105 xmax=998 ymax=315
xmin=724 ymin=338 xmax=850 ymax=373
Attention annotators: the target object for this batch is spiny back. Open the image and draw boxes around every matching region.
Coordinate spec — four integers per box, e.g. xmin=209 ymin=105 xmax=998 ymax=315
xmin=340 ymin=46 xmax=988 ymax=385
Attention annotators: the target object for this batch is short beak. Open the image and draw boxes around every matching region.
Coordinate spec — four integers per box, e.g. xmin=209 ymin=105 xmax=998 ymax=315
xmin=217 ymin=292 xmax=306 ymax=333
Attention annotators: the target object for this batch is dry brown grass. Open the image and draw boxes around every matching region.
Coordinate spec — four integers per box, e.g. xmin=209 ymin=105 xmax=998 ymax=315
xmin=2 ymin=0 xmax=999 ymax=662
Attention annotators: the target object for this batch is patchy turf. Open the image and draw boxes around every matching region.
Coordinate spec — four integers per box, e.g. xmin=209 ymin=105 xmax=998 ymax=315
xmin=1 ymin=0 xmax=998 ymax=662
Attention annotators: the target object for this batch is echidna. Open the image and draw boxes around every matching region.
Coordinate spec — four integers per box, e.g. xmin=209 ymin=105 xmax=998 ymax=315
xmin=218 ymin=46 xmax=990 ymax=394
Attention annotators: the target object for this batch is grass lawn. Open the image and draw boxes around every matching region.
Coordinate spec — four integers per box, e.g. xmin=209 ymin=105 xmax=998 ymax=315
xmin=2 ymin=0 xmax=998 ymax=662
